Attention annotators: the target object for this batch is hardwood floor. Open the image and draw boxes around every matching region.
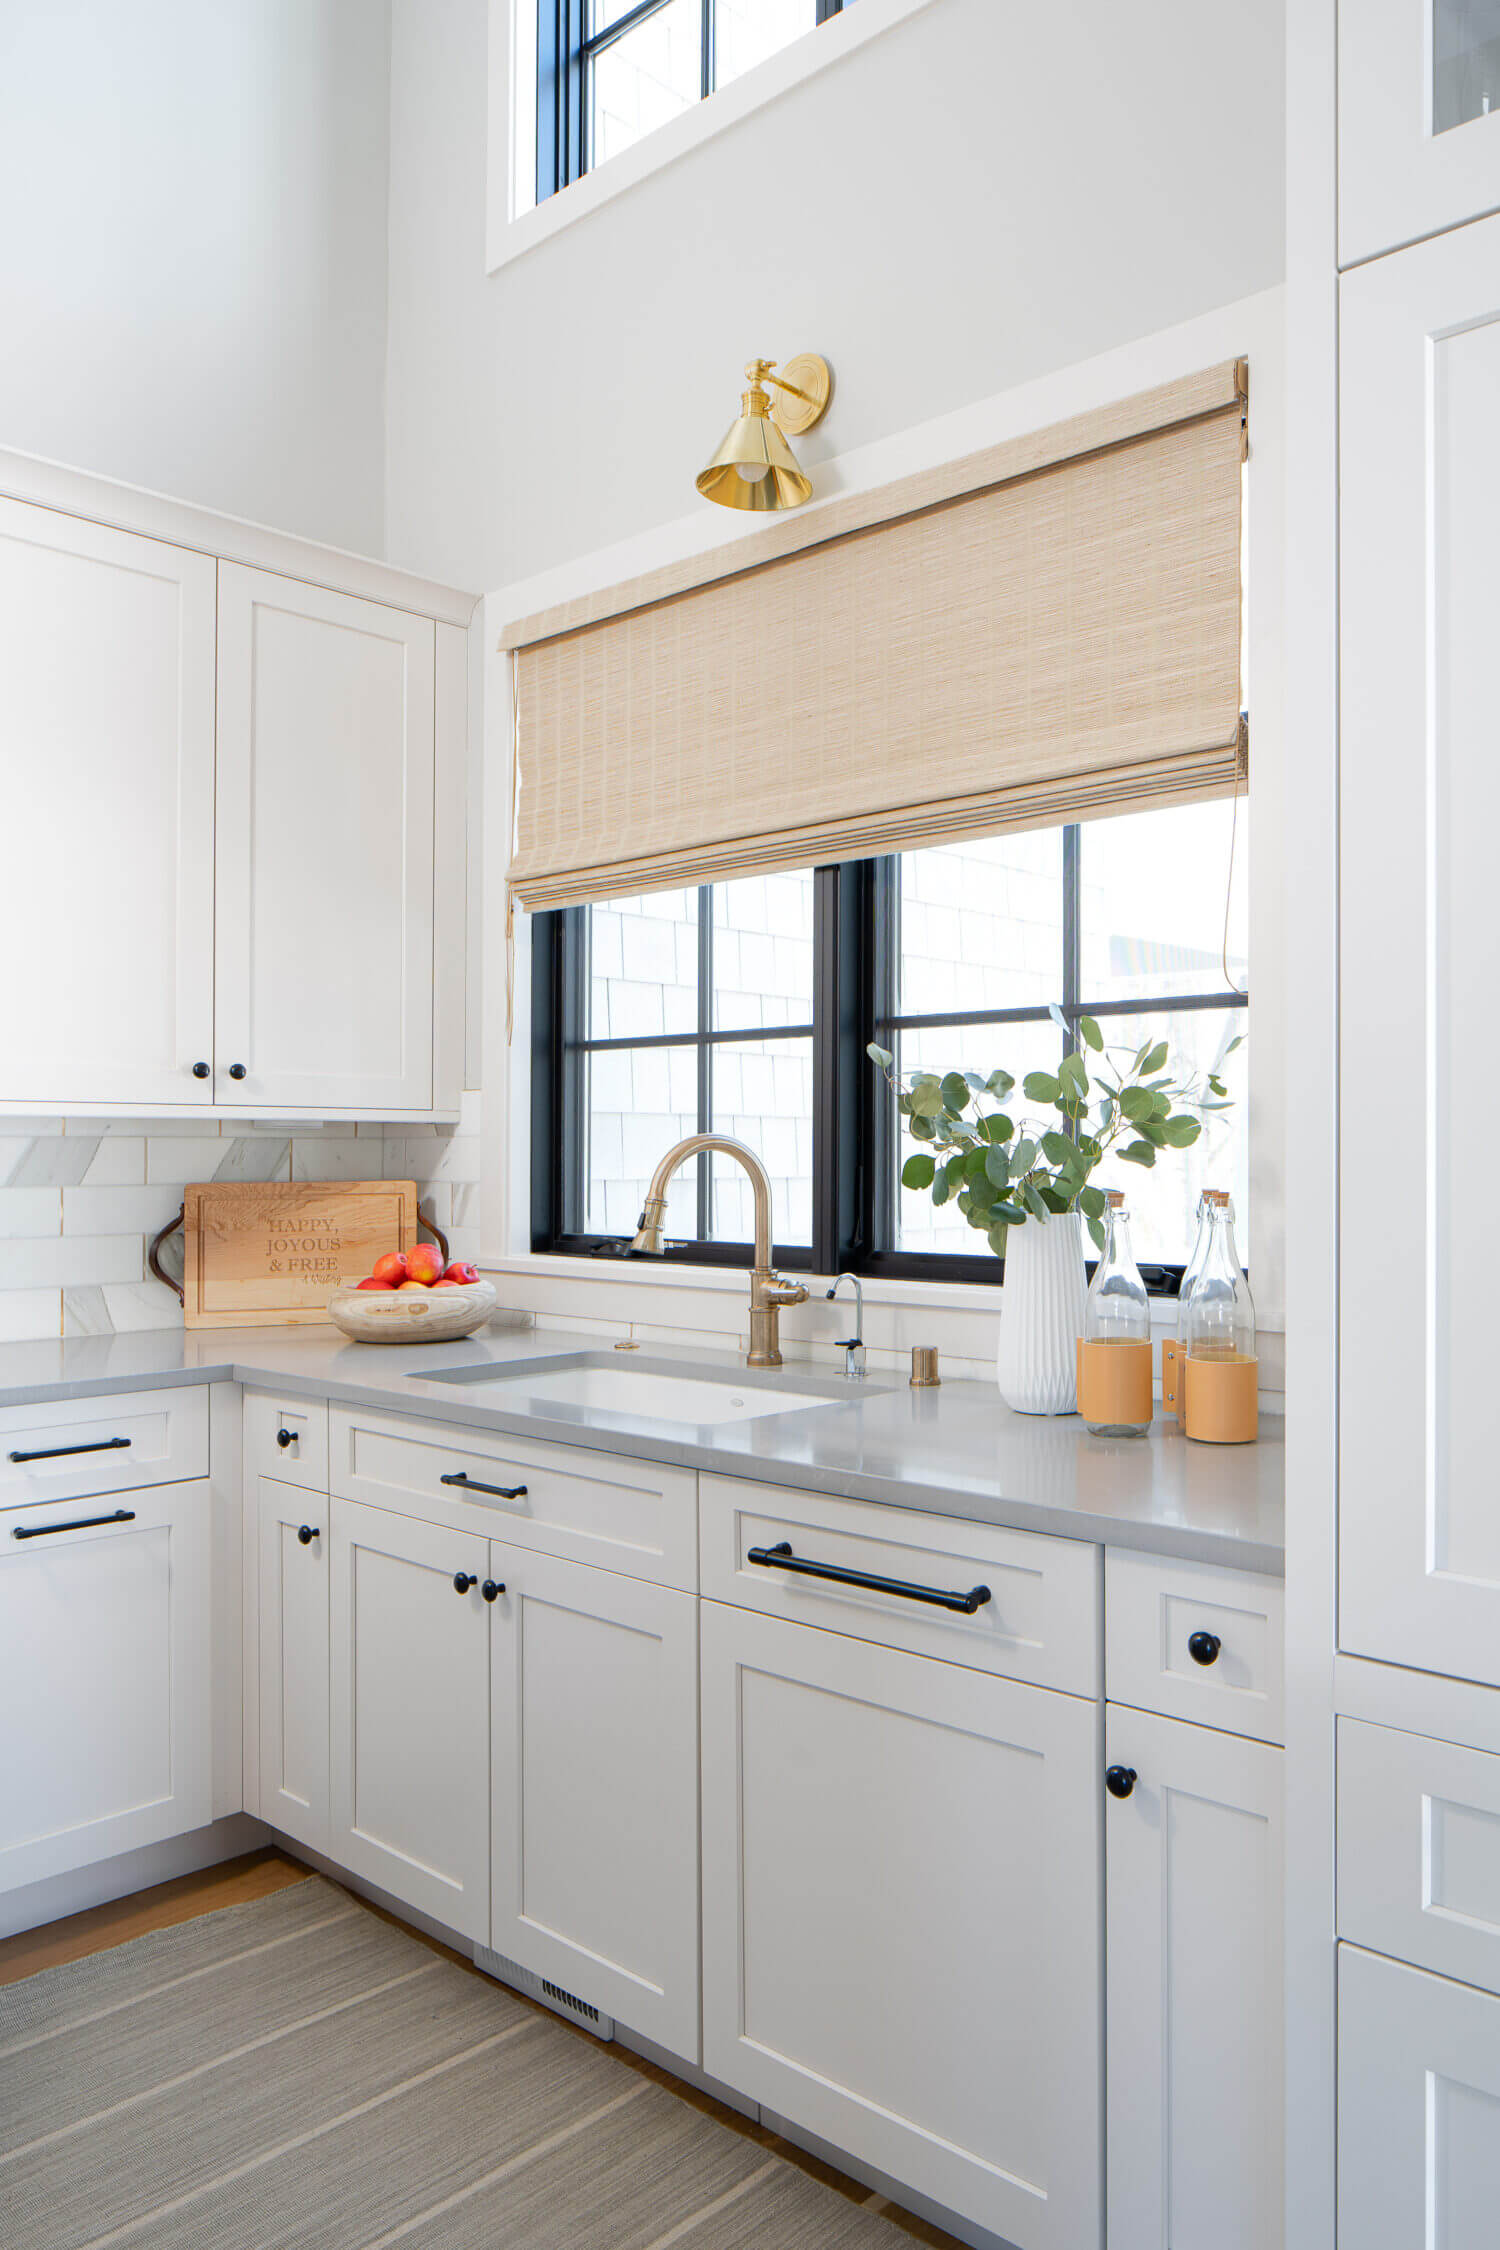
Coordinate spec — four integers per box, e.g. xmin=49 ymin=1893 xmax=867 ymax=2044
xmin=0 ymin=1850 xmax=967 ymax=2250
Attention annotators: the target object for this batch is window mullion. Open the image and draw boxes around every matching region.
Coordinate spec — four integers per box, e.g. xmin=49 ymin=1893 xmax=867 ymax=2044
xmin=702 ymin=0 xmax=714 ymax=98
xmin=696 ymin=884 xmax=713 ymax=1241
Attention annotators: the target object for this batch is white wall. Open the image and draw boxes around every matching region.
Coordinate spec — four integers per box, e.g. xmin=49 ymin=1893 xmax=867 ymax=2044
xmin=384 ymin=0 xmax=1285 ymax=590
xmin=0 ymin=0 xmax=391 ymax=554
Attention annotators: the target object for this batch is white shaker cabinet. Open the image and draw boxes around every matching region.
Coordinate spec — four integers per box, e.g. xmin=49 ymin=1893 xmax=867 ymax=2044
xmin=215 ymin=567 xmax=436 ymax=1114
xmin=1104 ymin=1706 xmax=1283 ymax=2250
xmin=1339 ymin=1944 xmax=1500 ymax=2249
xmin=1340 ymin=214 xmax=1500 ymax=1690
xmin=256 ymin=1476 xmax=330 ymax=1857
xmin=0 ymin=499 xmax=217 ymax=1108
xmin=488 ymin=1543 xmax=700 ymax=2057
xmin=0 ymin=1482 xmax=212 ymax=1890
xmin=329 ymin=1495 xmax=490 ymax=1942
xmin=700 ymin=1598 xmax=1101 ymax=2250
xmin=1340 ymin=0 xmax=1500 ymax=264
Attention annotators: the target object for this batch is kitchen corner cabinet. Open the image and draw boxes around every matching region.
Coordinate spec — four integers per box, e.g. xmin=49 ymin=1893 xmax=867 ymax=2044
xmin=699 ymin=1597 xmax=1102 ymax=2250
xmin=1340 ymin=212 xmax=1500 ymax=1689
xmin=0 ymin=500 xmax=464 ymax=1120
xmin=256 ymin=1476 xmax=331 ymax=1856
xmin=0 ymin=1481 xmax=212 ymax=1890
xmin=329 ymin=1496 xmax=491 ymax=1942
xmin=1104 ymin=1705 xmax=1283 ymax=2250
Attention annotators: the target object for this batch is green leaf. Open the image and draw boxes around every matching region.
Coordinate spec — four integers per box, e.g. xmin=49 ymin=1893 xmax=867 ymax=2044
xmin=866 ymin=1043 xmax=893 ymax=1069
xmin=1120 ymin=1085 xmax=1155 ymax=1124
xmin=931 ymin=1170 xmax=950 ymax=1206
xmin=1158 ymin=1115 xmax=1202 ymax=1148
xmin=1079 ymin=1184 xmax=1107 ymax=1218
xmin=986 ymin=1069 xmax=1016 ymax=1097
xmin=911 ymin=1079 xmax=945 ymax=1118
xmin=987 ymin=1223 xmax=1010 ymax=1256
xmin=940 ymin=1072 xmax=970 ymax=1114
xmin=1080 ymin=1015 xmax=1103 ymax=1051
xmin=1041 ymin=1130 xmax=1073 ymax=1165
xmin=1119 ymin=1139 xmax=1158 ymax=1168
xmin=1037 ymin=1182 xmax=1070 ymax=1214
xmin=909 ymin=1113 xmax=936 ymax=1142
xmin=1048 ymin=1001 xmax=1068 ymax=1032
xmin=1059 ymin=1050 xmax=1089 ymax=1095
xmin=1023 ymin=1072 xmax=1061 ymax=1103
xmin=945 ymin=1154 xmax=967 ymax=1190
xmin=977 ymin=1111 xmax=1015 ymax=1146
xmin=1022 ymin=1179 xmax=1049 ymax=1220
xmin=984 ymin=1145 xmax=1012 ymax=1188
xmin=963 ymin=1145 xmax=992 ymax=1182
xmin=1140 ymin=1040 xmax=1169 ymax=1076
xmin=1224 ymin=1034 xmax=1244 ymax=1055
xmin=1086 ymin=1213 xmax=1107 ymax=1253
xmin=1012 ymin=1136 xmax=1037 ymax=1173
xmin=900 ymin=1153 xmax=936 ymax=1189
xmin=992 ymin=1200 xmax=1027 ymax=1226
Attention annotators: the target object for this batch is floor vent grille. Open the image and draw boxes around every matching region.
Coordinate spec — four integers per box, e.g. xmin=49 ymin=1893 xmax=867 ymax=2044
xmin=472 ymin=1946 xmax=614 ymax=2040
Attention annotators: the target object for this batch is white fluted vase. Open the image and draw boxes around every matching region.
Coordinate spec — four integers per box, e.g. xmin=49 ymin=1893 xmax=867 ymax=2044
xmin=996 ymin=1211 xmax=1087 ymax=1415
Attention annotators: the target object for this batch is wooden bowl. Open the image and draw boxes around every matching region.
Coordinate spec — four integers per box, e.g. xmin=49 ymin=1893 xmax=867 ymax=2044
xmin=327 ymin=1278 xmax=497 ymax=1344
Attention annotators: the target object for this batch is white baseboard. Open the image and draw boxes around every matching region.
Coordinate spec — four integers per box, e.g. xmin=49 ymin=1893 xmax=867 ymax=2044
xmin=760 ymin=2107 xmax=1018 ymax=2250
xmin=0 ymin=1812 xmax=270 ymax=1943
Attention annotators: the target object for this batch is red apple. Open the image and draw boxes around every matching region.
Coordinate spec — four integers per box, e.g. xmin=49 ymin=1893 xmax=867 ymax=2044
xmin=372 ymin=1250 xmax=408 ymax=1286
xmin=355 ymin=1276 xmax=396 ymax=1291
xmin=442 ymin=1261 xmax=480 ymax=1285
xmin=405 ymin=1242 xmax=444 ymax=1286
xmin=430 ymin=1279 xmax=460 ymax=1289
xmin=397 ymin=1277 xmax=430 ymax=1291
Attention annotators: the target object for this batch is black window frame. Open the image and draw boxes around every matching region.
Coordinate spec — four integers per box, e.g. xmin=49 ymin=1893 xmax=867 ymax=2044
xmin=530 ymin=835 xmax=1250 ymax=1293
xmin=538 ymin=0 xmax=850 ymax=203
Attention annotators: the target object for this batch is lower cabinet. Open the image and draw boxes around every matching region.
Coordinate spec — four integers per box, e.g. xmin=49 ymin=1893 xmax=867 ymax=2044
xmin=488 ymin=1542 xmax=700 ymax=2056
xmin=257 ymin=1477 xmax=331 ymax=1856
xmin=1339 ymin=1943 xmax=1500 ymax=2249
xmin=1104 ymin=1705 xmax=1283 ymax=2250
xmin=329 ymin=1496 xmax=491 ymax=1943
xmin=0 ymin=1481 xmax=212 ymax=1890
xmin=700 ymin=1597 xmax=1102 ymax=2250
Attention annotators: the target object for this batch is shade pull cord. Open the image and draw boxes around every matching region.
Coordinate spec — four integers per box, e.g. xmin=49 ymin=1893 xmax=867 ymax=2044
xmin=1221 ymin=723 xmax=1247 ymax=999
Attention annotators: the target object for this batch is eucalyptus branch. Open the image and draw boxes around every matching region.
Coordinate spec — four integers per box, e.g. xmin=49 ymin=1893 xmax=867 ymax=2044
xmin=868 ymin=1007 xmax=1239 ymax=1255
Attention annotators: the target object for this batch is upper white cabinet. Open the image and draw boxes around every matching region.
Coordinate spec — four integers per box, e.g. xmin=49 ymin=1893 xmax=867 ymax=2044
xmin=1340 ymin=214 xmax=1500 ymax=1689
xmin=1341 ymin=0 xmax=1500 ymax=263
xmin=0 ymin=500 xmax=217 ymax=1107
xmin=215 ymin=568 xmax=436 ymax=1115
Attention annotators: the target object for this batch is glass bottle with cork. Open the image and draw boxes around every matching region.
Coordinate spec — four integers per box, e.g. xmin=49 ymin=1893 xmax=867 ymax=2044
xmin=1162 ymin=1189 xmax=1258 ymax=1442
xmin=1076 ymin=1190 xmax=1154 ymax=1436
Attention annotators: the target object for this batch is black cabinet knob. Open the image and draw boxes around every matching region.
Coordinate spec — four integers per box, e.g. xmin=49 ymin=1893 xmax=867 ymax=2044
xmin=276 ymin=1428 xmax=296 ymax=1450
xmin=297 ymin=1525 xmax=319 ymax=1545
xmin=481 ymin=1579 xmax=505 ymax=1603
xmin=1188 ymin=1630 xmax=1222 ymax=1667
xmin=192 ymin=1061 xmax=210 ymax=1079
xmin=453 ymin=1572 xmax=478 ymax=1593
xmin=228 ymin=1063 xmax=247 ymax=1081
xmin=1105 ymin=1765 xmax=1138 ymax=1799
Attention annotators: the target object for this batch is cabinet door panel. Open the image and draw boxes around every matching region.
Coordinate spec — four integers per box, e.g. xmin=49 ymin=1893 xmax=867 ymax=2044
xmin=1339 ymin=1716 xmax=1500 ymax=1997
xmin=215 ymin=566 xmax=435 ymax=1113
xmin=1340 ymin=0 xmax=1500 ymax=264
xmin=1105 ymin=1706 xmax=1282 ymax=2250
xmin=0 ymin=498 xmax=216 ymax=1107
xmin=0 ymin=1482 xmax=212 ymax=1890
xmin=701 ymin=1600 xmax=1101 ymax=2250
xmin=489 ymin=1545 xmax=698 ymax=2056
xmin=329 ymin=1496 xmax=488 ymax=1940
xmin=1341 ymin=218 xmax=1500 ymax=1688
xmin=1340 ymin=1944 xmax=1500 ymax=2249
xmin=257 ymin=1476 xmax=329 ymax=1854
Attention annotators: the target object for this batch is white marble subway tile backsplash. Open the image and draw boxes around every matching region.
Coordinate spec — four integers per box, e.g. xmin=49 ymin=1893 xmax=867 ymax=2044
xmin=0 ymin=1109 xmax=482 ymax=1340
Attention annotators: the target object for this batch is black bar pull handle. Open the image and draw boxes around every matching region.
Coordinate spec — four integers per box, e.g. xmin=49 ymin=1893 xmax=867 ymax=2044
xmin=8 ymin=1435 xmax=131 ymax=1465
xmin=440 ymin=1472 xmax=528 ymax=1500
xmin=746 ymin=1540 xmax=991 ymax=1616
xmin=13 ymin=1507 xmax=136 ymax=1541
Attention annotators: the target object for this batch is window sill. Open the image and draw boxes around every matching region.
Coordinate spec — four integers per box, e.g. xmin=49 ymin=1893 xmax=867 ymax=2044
xmin=488 ymin=0 xmax=941 ymax=275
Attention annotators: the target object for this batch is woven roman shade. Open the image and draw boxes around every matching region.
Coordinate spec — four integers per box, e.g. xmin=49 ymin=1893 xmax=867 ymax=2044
xmin=505 ymin=361 xmax=1247 ymax=912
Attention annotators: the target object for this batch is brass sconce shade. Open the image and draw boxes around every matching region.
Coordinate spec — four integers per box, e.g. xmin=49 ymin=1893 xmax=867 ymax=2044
xmin=696 ymin=354 xmax=832 ymax=512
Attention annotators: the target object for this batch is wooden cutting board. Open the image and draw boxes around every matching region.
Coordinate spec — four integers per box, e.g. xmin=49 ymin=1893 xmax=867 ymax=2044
xmin=182 ymin=1180 xmax=420 ymax=1328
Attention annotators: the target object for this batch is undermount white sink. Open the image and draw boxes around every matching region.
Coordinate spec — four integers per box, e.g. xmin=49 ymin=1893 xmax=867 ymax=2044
xmin=418 ymin=1353 xmax=857 ymax=1428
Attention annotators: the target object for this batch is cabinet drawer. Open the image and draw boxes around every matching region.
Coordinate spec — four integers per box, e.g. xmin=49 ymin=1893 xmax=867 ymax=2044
xmin=329 ymin=1405 xmax=697 ymax=1589
xmin=701 ymin=1474 xmax=1099 ymax=1696
xmin=1105 ymin=1548 xmax=1283 ymax=1743
xmin=1339 ymin=1717 xmax=1500 ymax=1998
xmin=244 ymin=1389 xmax=328 ymax=1492
xmin=0 ymin=1385 xmax=209 ymax=1510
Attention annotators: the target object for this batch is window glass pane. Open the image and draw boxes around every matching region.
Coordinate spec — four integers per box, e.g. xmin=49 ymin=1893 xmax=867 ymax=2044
xmin=1434 ymin=1 xmax=1500 ymax=133
xmin=584 ymin=1044 xmax=699 ymax=1238
xmin=1089 ymin=1007 xmax=1249 ymax=1266
xmin=590 ymin=0 xmax=658 ymax=31
xmin=711 ymin=1036 xmax=813 ymax=1245
xmin=589 ymin=0 xmax=702 ymax=168
xmin=1079 ymin=800 xmax=1247 ymax=1004
xmin=898 ymin=831 xmax=1064 ymax=1017
xmin=712 ymin=870 xmax=815 ymax=1032
xmin=893 ymin=1018 xmax=1061 ymax=1255
xmin=588 ymin=886 xmax=698 ymax=1038
xmin=713 ymin=0 xmax=819 ymax=89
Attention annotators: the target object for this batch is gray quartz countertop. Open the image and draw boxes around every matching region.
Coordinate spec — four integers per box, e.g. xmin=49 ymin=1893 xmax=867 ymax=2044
xmin=0 ymin=1324 xmax=1284 ymax=1575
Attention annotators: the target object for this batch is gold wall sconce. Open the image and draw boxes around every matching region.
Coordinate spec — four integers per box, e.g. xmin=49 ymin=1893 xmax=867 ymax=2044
xmin=696 ymin=353 xmax=833 ymax=512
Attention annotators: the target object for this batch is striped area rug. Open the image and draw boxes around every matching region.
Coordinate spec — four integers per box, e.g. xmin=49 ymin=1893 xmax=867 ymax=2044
xmin=0 ymin=1875 xmax=910 ymax=2249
